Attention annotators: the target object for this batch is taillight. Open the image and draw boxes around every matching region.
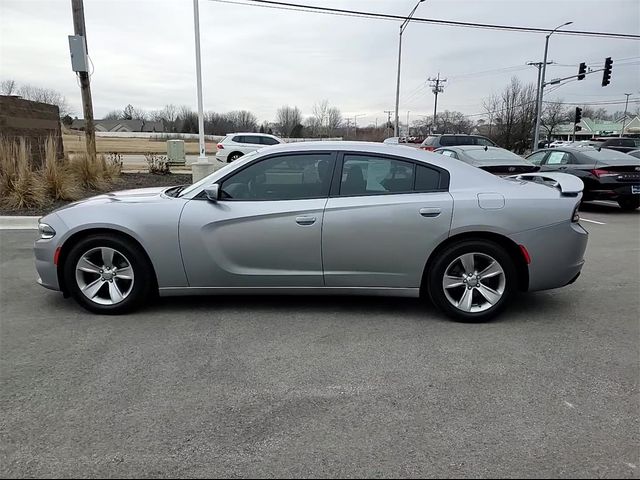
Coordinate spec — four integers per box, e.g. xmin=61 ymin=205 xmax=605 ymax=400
xmin=421 ymin=146 xmax=435 ymax=151
xmin=591 ymin=168 xmax=615 ymax=177
xmin=216 ymin=143 xmax=224 ymax=150
xmin=572 ymin=205 xmax=580 ymax=222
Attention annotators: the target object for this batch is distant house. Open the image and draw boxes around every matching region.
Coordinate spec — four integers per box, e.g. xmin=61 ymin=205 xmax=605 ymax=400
xmin=70 ymin=119 xmax=165 ymax=133
xmin=543 ymin=115 xmax=640 ymax=140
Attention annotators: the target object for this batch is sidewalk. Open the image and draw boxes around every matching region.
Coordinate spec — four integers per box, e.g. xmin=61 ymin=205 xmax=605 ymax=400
xmin=0 ymin=216 xmax=39 ymax=229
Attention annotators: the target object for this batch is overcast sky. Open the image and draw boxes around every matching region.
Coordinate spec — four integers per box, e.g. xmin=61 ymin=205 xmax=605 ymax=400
xmin=1 ymin=0 xmax=639 ymax=126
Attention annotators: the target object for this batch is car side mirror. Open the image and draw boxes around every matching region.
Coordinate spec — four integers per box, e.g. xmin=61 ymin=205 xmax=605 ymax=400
xmin=204 ymin=184 xmax=220 ymax=202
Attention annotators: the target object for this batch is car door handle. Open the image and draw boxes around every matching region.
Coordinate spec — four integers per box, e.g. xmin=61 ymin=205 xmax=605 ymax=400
xmin=295 ymin=216 xmax=317 ymax=226
xmin=419 ymin=207 xmax=441 ymax=218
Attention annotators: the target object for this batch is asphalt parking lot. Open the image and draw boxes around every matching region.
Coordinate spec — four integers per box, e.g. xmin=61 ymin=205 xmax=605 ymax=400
xmin=1 ymin=202 xmax=638 ymax=479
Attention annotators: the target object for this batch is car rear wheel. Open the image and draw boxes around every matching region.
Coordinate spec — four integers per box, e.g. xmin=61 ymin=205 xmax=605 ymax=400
xmin=427 ymin=239 xmax=516 ymax=322
xmin=617 ymin=196 xmax=640 ymax=211
xmin=63 ymin=234 xmax=154 ymax=314
xmin=227 ymin=152 xmax=243 ymax=162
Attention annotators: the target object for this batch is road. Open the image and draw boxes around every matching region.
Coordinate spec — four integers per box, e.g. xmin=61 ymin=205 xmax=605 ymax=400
xmin=1 ymin=202 xmax=638 ymax=478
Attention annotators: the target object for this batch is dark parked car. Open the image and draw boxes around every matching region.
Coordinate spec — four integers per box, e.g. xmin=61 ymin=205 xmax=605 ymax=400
xmin=526 ymin=147 xmax=640 ymax=210
xmin=420 ymin=134 xmax=496 ymax=151
xmin=589 ymin=137 xmax=640 ymax=154
xmin=435 ymin=146 xmax=538 ymax=175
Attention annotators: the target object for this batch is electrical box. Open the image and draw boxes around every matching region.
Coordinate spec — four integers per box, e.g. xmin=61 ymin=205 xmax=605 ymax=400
xmin=68 ymin=35 xmax=88 ymax=72
xmin=167 ymin=140 xmax=186 ymax=165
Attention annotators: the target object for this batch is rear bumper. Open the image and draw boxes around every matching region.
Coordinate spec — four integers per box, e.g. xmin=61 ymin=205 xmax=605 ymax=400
xmin=214 ymin=150 xmax=228 ymax=161
xmin=510 ymin=221 xmax=588 ymax=292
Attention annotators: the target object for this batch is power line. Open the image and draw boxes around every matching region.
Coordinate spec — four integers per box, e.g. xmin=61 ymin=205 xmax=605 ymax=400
xmin=209 ymin=0 xmax=640 ymax=40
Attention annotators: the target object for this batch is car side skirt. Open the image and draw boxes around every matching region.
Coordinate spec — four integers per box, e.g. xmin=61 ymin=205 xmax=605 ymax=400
xmin=158 ymin=286 xmax=420 ymax=297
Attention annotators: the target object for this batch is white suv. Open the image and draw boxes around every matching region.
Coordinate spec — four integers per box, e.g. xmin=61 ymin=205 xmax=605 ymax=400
xmin=215 ymin=133 xmax=283 ymax=162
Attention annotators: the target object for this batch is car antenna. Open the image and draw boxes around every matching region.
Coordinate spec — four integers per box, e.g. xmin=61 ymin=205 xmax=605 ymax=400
xmin=484 ymin=145 xmax=488 ymax=151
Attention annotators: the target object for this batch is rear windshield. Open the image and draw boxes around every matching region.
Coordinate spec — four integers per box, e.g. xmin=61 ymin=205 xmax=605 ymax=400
xmin=422 ymin=136 xmax=439 ymax=145
xmin=464 ymin=149 xmax=524 ymax=162
xmin=582 ymin=149 xmax=637 ymax=161
xmin=439 ymin=135 xmax=495 ymax=147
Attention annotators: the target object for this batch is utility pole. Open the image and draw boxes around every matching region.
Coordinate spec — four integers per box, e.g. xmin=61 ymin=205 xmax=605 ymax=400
xmin=528 ymin=61 xmax=553 ymax=149
xmin=533 ymin=21 xmax=573 ymax=152
xmin=384 ymin=110 xmax=393 ymax=138
xmin=394 ymin=0 xmax=425 ymax=137
xmin=620 ymin=93 xmax=631 ymax=137
xmin=406 ymin=110 xmax=410 ymax=136
xmin=428 ymin=74 xmax=446 ymax=134
xmin=192 ymin=0 xmax=207 ymax=162
xmin=71 ymin=0 xmax=98 ymax=165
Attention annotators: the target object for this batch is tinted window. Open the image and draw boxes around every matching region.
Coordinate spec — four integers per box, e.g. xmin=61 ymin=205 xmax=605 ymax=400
xmin=475 ymin=137 xmax=495 ymax=146
xmin=604 ymin=139 xmax=621 ymax=146
xmin=220 ymin=153 xmax=334 ymax=200
xmin=621 ymin=139 xmax=636 ymax=148
xmin=232 ymin=136 xmax=243 ymax=143
xmin=260 ymin=136 xmax=280 ymax=145
xmin=340 ymin=155 xmax=415 ymax=196
xmin=422 ymin=136 xmax=439 ymax=146
xmin=415 ymin=165 xmax=441 ymax=191
xmin=527 ymin=151 xmax=548 ymax=165
xmin=546 ymin=151 xmax=571 ymax=165
xmin=439 ymin=136 xmax=458 ymax=146
xmin=245 ymin=136 xmax=263 ymax=145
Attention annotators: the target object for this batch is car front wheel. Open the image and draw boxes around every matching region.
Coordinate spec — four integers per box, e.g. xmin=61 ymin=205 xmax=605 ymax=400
xmin=617 ymin=196 xmax=640 ymax=211
xmin=227 ymin=152 xmax=243 ymax=162
xmin=63 ymin=234 xmax=154 ymax=314
xmin=427 ymin=239 xmax=516 ymax=322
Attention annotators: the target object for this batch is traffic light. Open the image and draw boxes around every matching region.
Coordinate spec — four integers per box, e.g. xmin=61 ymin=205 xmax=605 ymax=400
xmin=602 ymin=57 xmax=613 ymax=86
xmin=577 ymin=62 xmax=587 ymax=80
xmin=574 ymin=107 xmax=582 ymax=125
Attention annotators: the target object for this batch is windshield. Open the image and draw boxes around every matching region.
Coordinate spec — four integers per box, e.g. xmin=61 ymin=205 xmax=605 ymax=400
xmin=179 ymin=151 xmax=259 ymax=197
xmin=464 ymin=148 xmax=523 ymax=162
xmin=582 ymin=148 xmax=637 ymax=162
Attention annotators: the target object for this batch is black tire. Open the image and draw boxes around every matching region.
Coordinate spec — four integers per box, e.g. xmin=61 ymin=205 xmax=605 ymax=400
xmin=426 ymin=239 xmax=517 ymax=323
xmin=617 ymin=196 xmax=640 ymax=211
xmin=63 ymin=234 xmax=155 ymax=314
xmin=227 ymin=152 xmax=243 ymax=162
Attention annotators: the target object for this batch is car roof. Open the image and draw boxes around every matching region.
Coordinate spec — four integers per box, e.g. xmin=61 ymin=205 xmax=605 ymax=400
xmin=226 ymin=132 xmax=280 ymax=137
xmin=438 ymin=145 xmax=505 ymax=151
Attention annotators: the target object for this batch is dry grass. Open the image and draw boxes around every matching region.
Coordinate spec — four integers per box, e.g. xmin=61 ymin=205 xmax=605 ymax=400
xmin=0 ymin=139 xmax=46 ymax=209
xmin=43 ymin=137 xmax=82 ymax=201
xmin=63 ymin=131 xmax=215 ymax=155
xmin=0 ymin=136 xmax=121 ymax=211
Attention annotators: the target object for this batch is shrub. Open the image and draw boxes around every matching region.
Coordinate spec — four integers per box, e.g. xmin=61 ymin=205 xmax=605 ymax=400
xmin=42 ymin=137 xmax=81 ymax=201
xmin=0 ymin=138 xmax=46 ymax=209
xmin=68 ymin=152 xmax=109 ymax=191
xmin=104 ymin=152 xmax=123 ymax=179
xmin=145 ymin=152 xmax=170 ymax=175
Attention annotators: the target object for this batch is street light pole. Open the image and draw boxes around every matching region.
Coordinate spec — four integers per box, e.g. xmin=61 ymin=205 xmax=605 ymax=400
xmin=620 ymin=93 xmax=631 ymax=137
xmin=406 ymin=110 xmax=410 ymax=136
xmin=394 ymin=0 xmax=425 ymax=138
xmin=533 ymin=21 xmax=572 ymax=151
xmin=193 ymin=0 xmax=207 ymax=162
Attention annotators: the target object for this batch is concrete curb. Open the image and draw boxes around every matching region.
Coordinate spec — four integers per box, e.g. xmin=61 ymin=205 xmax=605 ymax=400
xmin=0 ymin=216 xmax=40 ymax=230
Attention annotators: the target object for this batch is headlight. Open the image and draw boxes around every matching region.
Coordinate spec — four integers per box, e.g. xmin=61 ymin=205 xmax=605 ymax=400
xmin=38 ymin=223 xmax=56 ymax=239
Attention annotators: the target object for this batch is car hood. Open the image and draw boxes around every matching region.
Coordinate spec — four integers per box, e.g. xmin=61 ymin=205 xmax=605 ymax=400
xmin=53 ymin=186 xmax=170 ymax=213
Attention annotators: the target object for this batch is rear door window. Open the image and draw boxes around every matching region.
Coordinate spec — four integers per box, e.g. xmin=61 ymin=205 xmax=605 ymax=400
xmin=527 ymin=151 xmax=548 ymax=165
xmin=260 ymin=136 xmax=280 ymax=145
xmin=545 ymin=151 xmax=571 ymax=165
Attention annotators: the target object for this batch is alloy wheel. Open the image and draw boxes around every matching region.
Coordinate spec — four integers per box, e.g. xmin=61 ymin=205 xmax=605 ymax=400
xmin=74 ymin=247 xmax=135 ymax=306
xmin=442 ymin=252 xmax=506 ymax=313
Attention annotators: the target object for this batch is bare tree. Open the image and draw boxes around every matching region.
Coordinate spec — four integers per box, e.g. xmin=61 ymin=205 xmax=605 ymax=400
xmin=230 ymin=110 xmax=258 ymax=132
xmin=275 ymin=105 xmax=302 ymax=137
xmin=312 ymin=100 xmax=330 ymax=136
xmin=540 ymin=101 xmax=570 ymax=143
xmin=16 ymin=84 xmax=71 ymax=117
xmin=326 ymin=107 xmax=343 ymax=136
xmin=1 ymin=79 xmax=17 ymax=95
xmin=103 ymin=110 xmax=122 ymax=120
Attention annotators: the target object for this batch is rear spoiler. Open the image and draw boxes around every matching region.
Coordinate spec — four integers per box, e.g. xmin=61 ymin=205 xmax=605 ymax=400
xmin=506 ymin=172 xmax=584 ymax=196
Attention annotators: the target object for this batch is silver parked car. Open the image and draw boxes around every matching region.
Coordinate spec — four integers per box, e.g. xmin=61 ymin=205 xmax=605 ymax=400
xmin=34 ymin=142 xmax=588 ymax=322
xmin=434 ymin=146 xmax=539 ymax=175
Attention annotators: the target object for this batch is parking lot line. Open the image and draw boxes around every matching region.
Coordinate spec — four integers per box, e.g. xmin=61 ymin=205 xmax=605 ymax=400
xmin=580 ymin=218 xmax=607 ymax=225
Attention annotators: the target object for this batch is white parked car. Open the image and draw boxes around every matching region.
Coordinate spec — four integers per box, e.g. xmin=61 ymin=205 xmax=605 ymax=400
xmin=215 ymin=133 xmax=283 ymax=162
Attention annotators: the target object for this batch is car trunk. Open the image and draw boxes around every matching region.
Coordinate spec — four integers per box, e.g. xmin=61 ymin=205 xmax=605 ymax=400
xmin=594 ymin=159 xmax=640 ymax=183
xmin=481 ymin=165 xmax=540 ymax=176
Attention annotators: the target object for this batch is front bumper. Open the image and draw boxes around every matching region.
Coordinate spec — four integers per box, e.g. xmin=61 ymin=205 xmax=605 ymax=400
xmin=510 ymin=220 xmax=588 ymax=292
xmin=33 ymin=214 xmax=67 ymax=292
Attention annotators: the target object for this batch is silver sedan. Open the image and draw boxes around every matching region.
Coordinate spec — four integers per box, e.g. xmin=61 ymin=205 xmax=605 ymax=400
xmin=34 ymin=142 xmax=588 ymax=322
